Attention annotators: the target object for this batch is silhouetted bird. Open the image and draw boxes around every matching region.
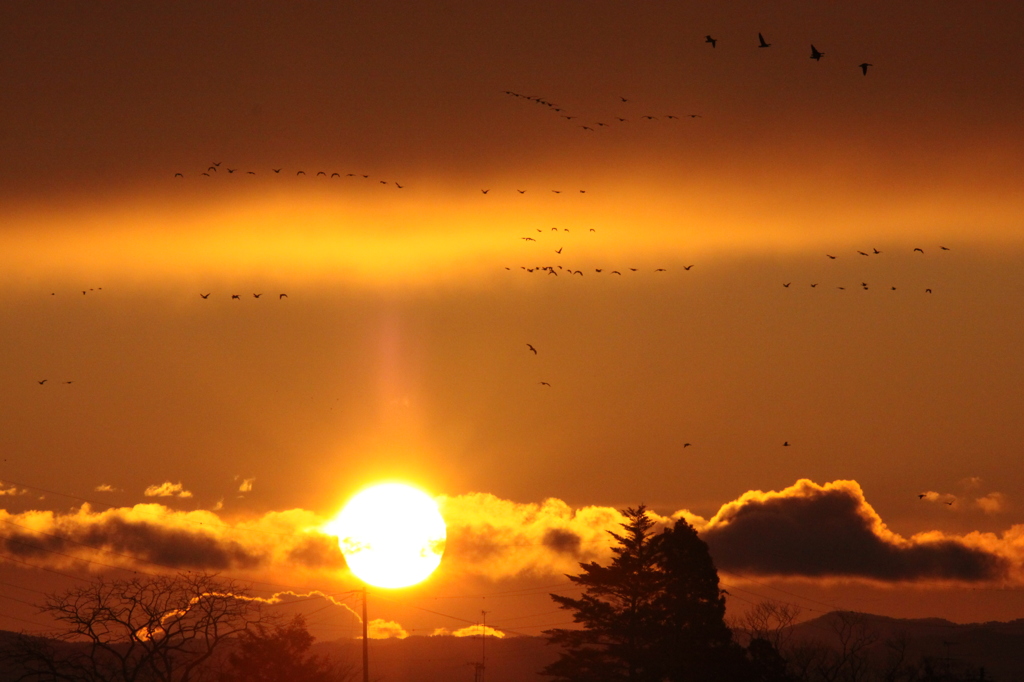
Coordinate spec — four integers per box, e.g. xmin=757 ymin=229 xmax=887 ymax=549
xmin=317 ymin=171 xmax=327 ymax=176
xmin=858 ymin=251 xmax=869 ymax=256
xmin=826 ymin=254 xmax=836 ymax=259
xmin=212 ymin=162 xmax=221 ymax=167
xmin=758 ymin=32 xmax=771 ymax=48
xmin=64 ymin=381 xmax=73 ymax=384
xmin=331 ymin=173 xmax=340 ymax=178
xmin=227 ymin=168 xmax=237 ymax=173
xmin=539 ymin=382 xmax=551 ymax=387
xmin=208 ymin=166 xmax=218 ymax=172
xmin=914 ymin=248 xmax=924 ymax=253
xmin=247 ymin=171 xmax=256 ymax=175
xmin=395 ymin=183 xmax=404 ymax=189
xmin=642 ymin=115 xmax=657 ymax=120
xmin=705 ymin=35 xmax=717 ymax=48
xmin=555 ymin=247 xmax=563 ymax=254
xmin=810 ymin=45 xmax=824 ymax=60
xmin=859 ymin=63 xmax=873 ymax=75
xmin=629 ymin=268 xmax=637 ymax=271
xmin=611 ymin=270 xmax=622 ymax=275
xmin=683 ymin=265 xmax=694 ymax=270
xmin=655 ymin=268 xmax=666 ymax=272
xmin=940 ymin=246 xmax=950 ymax=250
xmin=926 ymin=288 xmax=932 ymax=293
xmin=811 ymin=283 xmax=818 ymax=287
xmin=279 ymin=294 xmax=288 ymax=299
xmin=38 ymin=380 xmax=47 ymax=385
xmin=573 ymin=270 xmax=583 ymax=276
xmin=783 ymin=441 xmax=790 ymax=446
xmin=201 ymin=172 xmax=210 ymax=176
xmin=517 ymin=189 xmax=526 ymax=194
xmin=297 ymin=171 xmax=306 ymax=175
xmin=783 ymin=282 xmax=791 ymax=287
xmin=174 ymin=173 xmax=183 ymax=178
xmin=683 ymin=443 xmax=691 ymax=448
xmin=590 ymin=228 xmax=596 ymax=232
xmin=552 ymin=190 xmax=561 ymax=193
xmin=200 ymin=293 xmax=210 ymax=299
xmin=620 ymin=96 xmax=629 ymax=102
xmin=581 ymin=126 xmax=594 ymax=131
xmin=918 ymin=493 xmax=927 ymax=499
xmin=527 ymin=344 xmax=537 ymax=354
xmin=273 ymin=169 xmax=282 ymax=173
xmin=945 ymin=500 xmax=954 ymax=506
xmin=615 ymin=117 xmax=628 ymax=122
xmin=595 ymin=269 xmax=602 ymax=273
xmin=232 ymin=294 xmax=240 ymax=299
xmin=482 ymin=189 xmax=490 ymax=194
xmin=253 ymin=293 xmax=262 ymax=299
xmin=873 ymin=248 xmax=882 ymax=254
xmin=522 ymin=237 xmax=536 ymax=241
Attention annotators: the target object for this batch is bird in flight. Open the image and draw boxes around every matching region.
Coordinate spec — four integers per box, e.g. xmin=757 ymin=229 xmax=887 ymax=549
xmin=395 ymin=183 xmax=404 ymax=189
xmin=683 ymin=265 xmax=694 ymax=270
xmin=611 ymin=270 xmax=622 ymax=275
xmin=859 ymin=63 xmax=873 ymax=75
xmin=595 ymin=269 xmax=602 ymax=273
xmin=296 ymin=170 xmax=306 ymax=176
xmin=783 ymin=282 xmax=791 ymax=287
xmin=683 ymin=443 xmax=691 ymax=448
xmin=273 ymin=169 xmax=282 ymax=173
xmin=758 ymin=32 xmax=771 ymax=48
xmin=331 ymin=173 xmax=340 ymax=178
xmin=232 ymin=294 xmax=240 ymax=299
xmin=926 ymin=288 xmax=932 ymax=293
xmin=642 ymin=115 xmax=657 ymax=120
xmin=226 ymin=168 xmax=237 ymax=173
xmin=620 ymin=96 xmax=629 ymax=102
xmin=174 ymin=172 xmax=183 ymax=178
xmin=858 ymin=251 xmax=869 ymax=256
xmin=615 ymin=117 xmax=628 ymax=123
xmin=810 ymin=283 xmax=818 ymax=288
xmin=705 ymin=35 xmax=717 ymax=48
xmin=655 ymin=268 xmax=666 ymax=272
xmin=873 ymin=248 xmax=882 ymax=254
xmin=201 ymin=172 xmax=210 ymax=176
xmin=200 ymin=293 xmax=210 ymax=299
xmin=517 ymin=189 xmax=526 ymax=194
xmin=527 ymin=344 xmax=537 ymax=354
xmin=38 ymin=379 xmax=47 ymax=385
xmin=555 ymin=247 xmax=563 ymax=254
xmin=914 ymin=248 xmax=924 ymax=253
xmin=481 ymin=189 xmax=489 ymax=194
xmin=917 ymin=493 xmax=927 ymax=499
xmin=279 ymin=294 xmax=288 ymax=299
xmin=212 ymin=162 xmax=222 ymax=167
xmin=826 ymin=254 xmax=837 ymax=259
xmin=539 ymin=382 xmax=551 ymax=387
xmin=522 ymin=237 xmax=536 ymax=241
xmin=253 ymin=293 xmax=262 ymax=299
xmin=940 ymin=246 xmax=950 ymax=250
xmin=783 ymin=441 xmax=791 ymax=446
xmin=552 ymin=190 xmax=561 ymax=194
xmin=810 ymin=45 xmax=824 ymax=60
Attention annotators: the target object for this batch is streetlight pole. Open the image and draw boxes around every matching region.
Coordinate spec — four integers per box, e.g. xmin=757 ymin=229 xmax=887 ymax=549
xmin=362 ymin=586 xmax=369 ymax=682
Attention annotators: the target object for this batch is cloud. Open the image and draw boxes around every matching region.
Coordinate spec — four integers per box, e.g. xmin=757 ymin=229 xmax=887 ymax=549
xmin=144 ymin=482 xmax=193 ymax=498
xmin=366 ymin=619 xmax=409 ymax=639
xmin=451 ymin=625 xmax=506 ymax=638
xmin=94 ymin=484 xmax=117 ymax=493
xmin=0 ymin=504 xmax=344 ymax=574
xmin=238 ymin=478 xmax=255 ymax=493
xmin=0 ymin=482 xmax=28 ymax=496
xmin=2 ymin=481 xmax=1023 ymax=588
xmin=701 ymin=479 xmax=1010 ymax=583
xmin=975 ymin=492 xmax=1007 ymax=515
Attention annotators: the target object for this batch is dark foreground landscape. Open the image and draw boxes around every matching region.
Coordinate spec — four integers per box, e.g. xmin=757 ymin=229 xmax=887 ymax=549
xmin=3 ymin=612 xmax=1023 ymax=682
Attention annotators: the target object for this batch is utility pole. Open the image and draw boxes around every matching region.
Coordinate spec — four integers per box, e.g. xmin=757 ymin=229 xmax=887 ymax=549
xmin=481 ymin=610 xmax=488 ymax=682
xmin=362 ymin=586 xmax=369 ymax=682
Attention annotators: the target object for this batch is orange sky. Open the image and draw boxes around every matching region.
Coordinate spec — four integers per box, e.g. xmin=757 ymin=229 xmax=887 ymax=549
xmin=3 ymin=0 xmax=1024 ymax=638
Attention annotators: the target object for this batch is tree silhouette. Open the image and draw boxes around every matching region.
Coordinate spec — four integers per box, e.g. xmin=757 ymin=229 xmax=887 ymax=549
xmin=6 ymin=572 xmax=267 ymax=682
xmin=543 ymin=506 xmax=749 ymax=682
xmin=544 ymin=506 xmax=663 ymax=682
xmin=219 ymin=614 xmax=353 ymax=682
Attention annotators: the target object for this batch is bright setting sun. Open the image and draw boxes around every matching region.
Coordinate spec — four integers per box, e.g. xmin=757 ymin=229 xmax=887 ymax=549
xmin=325 ymin=483 xmax=447 ymax=588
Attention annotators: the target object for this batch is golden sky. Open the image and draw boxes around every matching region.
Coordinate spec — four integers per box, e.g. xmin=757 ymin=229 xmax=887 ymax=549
xmin=3 ymin=0 xmax=1024 ymax=638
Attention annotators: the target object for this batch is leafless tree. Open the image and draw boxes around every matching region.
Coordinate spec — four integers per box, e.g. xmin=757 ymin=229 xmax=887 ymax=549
xmin=6 ymin=572 xmax=267 ymax=682
xmin=740 ymin=599 xmax=802 ymax=653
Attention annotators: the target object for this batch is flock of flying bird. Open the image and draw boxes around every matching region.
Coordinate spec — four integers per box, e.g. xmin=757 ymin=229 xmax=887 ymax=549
xmin=706 ymin=32 xmax=872 ymax=74
xmin=173 ymin=161 xmax=406 ymax=186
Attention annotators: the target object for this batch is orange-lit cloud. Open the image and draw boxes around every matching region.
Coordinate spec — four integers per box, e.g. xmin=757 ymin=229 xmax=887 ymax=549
xmin=2 ymin=482 xmax=1022 ymax=587
xmin=0 ymin=504 xmax=343 ymax=574
xmin=701 ymin=480 xmax=1010 ymax=583
xmin=0 ymin=482 xmax=28 ymax=496
xmin=143 ymin=482 xmax=193 ymax=498
xmin=367 ymin=618 xmax=409 ymax=639
xmin=94 ymin=484 xmax=117 ymax=493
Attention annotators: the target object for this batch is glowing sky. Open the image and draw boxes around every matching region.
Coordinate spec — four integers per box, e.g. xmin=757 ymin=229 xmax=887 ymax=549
xmin=2 ymin=0 xmax=1024 ymax=639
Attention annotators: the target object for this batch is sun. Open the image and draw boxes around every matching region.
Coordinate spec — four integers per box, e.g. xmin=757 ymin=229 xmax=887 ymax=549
xmin=325 ymin=483 xmax=447 ymax=588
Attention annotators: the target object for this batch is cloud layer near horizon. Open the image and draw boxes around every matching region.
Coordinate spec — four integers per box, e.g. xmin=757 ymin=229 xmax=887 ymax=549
xmin=0 ymin=480 xmax=1020 ymax=586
